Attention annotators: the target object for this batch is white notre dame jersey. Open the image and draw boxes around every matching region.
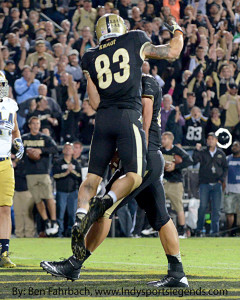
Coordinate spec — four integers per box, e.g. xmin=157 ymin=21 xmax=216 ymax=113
xmin=0 ymin=97 xmax=18 ymax=157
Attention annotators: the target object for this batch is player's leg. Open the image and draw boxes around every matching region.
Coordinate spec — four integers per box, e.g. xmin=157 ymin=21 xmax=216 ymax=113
xmin=0 ymin=159 xmax=16 ymax=268
xmin=85 ymin=217 xmax=112 ymax=252
xmin=40 ymin=110 xmax=117 ymax=278
xmin=109 ymin=109 xmax=146 ymax=202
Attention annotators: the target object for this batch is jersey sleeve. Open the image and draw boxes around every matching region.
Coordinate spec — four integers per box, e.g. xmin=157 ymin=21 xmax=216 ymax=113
xmin=134 ymin=30 xmax=151 ymax=46
xmin=131 ymin=30 xmax=151 ymax=61
xmin=142 ymin=76 xmax=156 ymax=102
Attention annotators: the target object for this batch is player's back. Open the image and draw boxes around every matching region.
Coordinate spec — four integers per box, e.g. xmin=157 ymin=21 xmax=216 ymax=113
xmin=142 ymin=74 xmax=162 ymax=150
xmin=82 ymin=30 xmax=150 ymax=113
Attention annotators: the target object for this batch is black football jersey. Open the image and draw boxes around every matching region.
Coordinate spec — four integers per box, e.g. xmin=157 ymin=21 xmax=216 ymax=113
xmin=81 ymin=30 xmax=151 ymax=113
xmin=142 ymin=74 xmax=162 ymax=150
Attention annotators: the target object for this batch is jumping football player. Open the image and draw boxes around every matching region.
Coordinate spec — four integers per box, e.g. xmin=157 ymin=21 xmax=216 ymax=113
xmin=41 ymin=14 xmax=183 ymax=279
xmin=0 ymin=71 xmax=24 ymax=268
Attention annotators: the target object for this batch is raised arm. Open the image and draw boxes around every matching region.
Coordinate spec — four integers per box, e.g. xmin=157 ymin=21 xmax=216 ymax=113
xmin=142 ymin=21 xmax=183 ymax=60
xmin=67 ymin=74 xmax=80 ymax=112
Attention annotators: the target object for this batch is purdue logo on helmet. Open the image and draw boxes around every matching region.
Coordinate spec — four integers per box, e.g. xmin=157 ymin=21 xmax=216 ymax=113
xmin=0 ymin=71 xmax=9 ymax=99
xmin=96 ymin=13 xmax=127 ymax=43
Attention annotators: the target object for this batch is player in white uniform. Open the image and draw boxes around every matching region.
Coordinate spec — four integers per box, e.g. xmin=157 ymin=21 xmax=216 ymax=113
xmin=0 ymin=71 xmax=24 ymax=268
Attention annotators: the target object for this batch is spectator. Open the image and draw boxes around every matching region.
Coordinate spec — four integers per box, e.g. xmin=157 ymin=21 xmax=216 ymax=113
xmin=183 ymin=106 xmax=209 ymax=147
xmin=104 ymin=2 xmax=114 ymax=14
xmin=26 ymin=39 xmax=55 ymax=70
xmin=53 ymin=143 xmax=81 ymax=237
xmin=73 ymin=26 xmax=96 ymax=57
xmin=61 ymin=20 xmax=74 ymax=42
xmin=62 ymin=75 xmax=81 ymax=142
xmin=54 ymin=61 xmax=67 ymax=86
xmin=40 ymin=0 xmax=65 ymax=25
xmin=26 ymin=95 xmax=59 ymax=136
xmin=12 ymin=158 xmax=35 ymax=238
xmin=79 ymin=98 xmax=96 ymax=145
xmin=161 ymin=94 xmax=185 ymax=138
xmin=72 ymin=0 xmax=97 ymax=36
xmin=117 ymin=0 xmax=131 ymax=20
xmin=163 ymin=0 xmax=180 ymax=22
xmin=4 ymin=33 xmax=21 ymax=64
xmin=161 ymin=94 xmax=174 ymax=133
xmin=219 ymin=83 xmax=240 ymax=132
xmin=224 ymin=141 xmax=240 ymax=236
xmin=22 ymin=116 xmax=59 ymax=236
xmin=73 ymin=141 xmax=88 ymax=168
xmin=14 ymin=65 xmax=40 ymax=129
xmin=161 ymin=132 xmax=193 ymax=237
xmin=137 ymin=0 xmax=146 ymax=17
xmin=193 ymin=133 xmax=228 ymax=236
xmin=66 ymin=50 xmax=83 ymax=82
xmin=130 ymin=7 xmax=142 ymax=30
xmin=172 ymin=70 xmax=192 ymax=106
xmin=205 ymin=107 xmax=227 ymax=137
xmin=3 ymin=60 xmax=21 ymax=99
xmin=45 ymin=21 xmax=57 ymax=45
xmin=55 ymin=71 xmax=69 ymax=112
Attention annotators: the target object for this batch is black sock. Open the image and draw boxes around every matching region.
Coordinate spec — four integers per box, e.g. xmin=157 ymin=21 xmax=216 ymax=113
xmin=0 ymin=239 xmax=10 ymax=254
xmin=166 ymin=254 xmax=185 ymax=279
xmin=178 ymin=225 xmax=185 ymax=235
xmin=73 ymin=249 xmax=91 ymax=268
xmin=102 ymin=194 xmax=113 ymax=210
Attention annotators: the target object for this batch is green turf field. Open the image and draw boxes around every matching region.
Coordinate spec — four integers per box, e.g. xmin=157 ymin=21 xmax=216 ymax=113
xmin=0 ymin=237 xmax=240 ymax=299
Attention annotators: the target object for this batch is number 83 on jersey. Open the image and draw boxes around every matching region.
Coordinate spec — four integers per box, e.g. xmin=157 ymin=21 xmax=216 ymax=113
xmin=95 ymin=48 xmax=130 ymax=89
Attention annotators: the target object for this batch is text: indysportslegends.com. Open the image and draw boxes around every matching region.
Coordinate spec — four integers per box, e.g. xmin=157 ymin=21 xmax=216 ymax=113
xmin=12 ymin=286 xmax=228 ymax=297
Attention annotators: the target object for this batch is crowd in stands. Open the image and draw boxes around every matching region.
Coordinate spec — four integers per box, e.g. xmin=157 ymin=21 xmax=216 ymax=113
xmin=1 ymin=0 xmax=239 ymax=238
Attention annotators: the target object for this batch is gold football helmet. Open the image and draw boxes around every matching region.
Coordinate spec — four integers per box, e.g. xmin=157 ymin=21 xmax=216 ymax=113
xmin=96 ymin=13 xmax=127 ymax=43
xmin=0 ymin=71 xmax=9 ymax=99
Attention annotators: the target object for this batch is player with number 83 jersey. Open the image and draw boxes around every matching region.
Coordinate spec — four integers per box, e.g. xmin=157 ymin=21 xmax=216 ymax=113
xmin=81 ymin=27 xmax=151 ymax=113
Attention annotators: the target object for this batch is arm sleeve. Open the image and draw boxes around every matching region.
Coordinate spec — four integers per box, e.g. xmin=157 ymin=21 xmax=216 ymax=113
xmin=192 ymin=149 xmax=202 ymax=165
xmin=132 ymin=30 xmax=151 ymax=60
xmin=142 ymin=76 xmax=156 ymax=101
xmin=41 ymin=136 xmax=58 ymax=155
xmin=203 ymin=101 xmax=210 ymax=118
xmin=174 ymin=147 xmax=193 ymax=170
xmin=70 ymin=161 xmax=82 ymax=179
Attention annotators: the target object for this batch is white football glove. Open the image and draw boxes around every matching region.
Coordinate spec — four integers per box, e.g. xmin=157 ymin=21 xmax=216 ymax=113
xmin=13 ymin=138 xmax=24 ymax=160
xmin=164 ymin=20 xmax=183 ymax=35
xmin=0 ymin=120 xmax=14 ymax=131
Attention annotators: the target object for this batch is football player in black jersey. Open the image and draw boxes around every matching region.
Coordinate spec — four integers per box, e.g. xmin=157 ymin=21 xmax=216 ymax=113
xmin=41 ymin=14 xmax=184 ymax=281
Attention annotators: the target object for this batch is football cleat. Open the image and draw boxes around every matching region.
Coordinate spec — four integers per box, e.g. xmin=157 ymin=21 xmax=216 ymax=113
xmin=40 ymin=256 xmax=82 ymax=281
xmin=147 ymin=275 xmax=189 ymax=287
xmin=72 ymin=195 xmax=113 ymax=260
xmin=0 ymin=251 xmax=16 ymax=268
